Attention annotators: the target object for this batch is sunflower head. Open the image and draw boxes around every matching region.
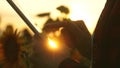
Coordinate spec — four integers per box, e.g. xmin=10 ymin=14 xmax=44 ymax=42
xmin=0 ymin=26 xmax=21 ymax=63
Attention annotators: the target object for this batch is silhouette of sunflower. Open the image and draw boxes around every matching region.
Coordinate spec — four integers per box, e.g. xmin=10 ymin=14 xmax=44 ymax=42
xmin=0 ymin=25 xmax=25 ymax=68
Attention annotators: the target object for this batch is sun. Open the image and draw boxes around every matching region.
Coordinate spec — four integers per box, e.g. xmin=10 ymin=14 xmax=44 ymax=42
xmin=48 ymin=38 xmax=58 ymax=49
xmin=47 ymin=37 xmax=59 ymax=51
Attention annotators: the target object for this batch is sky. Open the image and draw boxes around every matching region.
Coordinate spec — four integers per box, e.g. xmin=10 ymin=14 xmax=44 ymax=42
xmin=0 ymin=0 xmax=106 ymax=34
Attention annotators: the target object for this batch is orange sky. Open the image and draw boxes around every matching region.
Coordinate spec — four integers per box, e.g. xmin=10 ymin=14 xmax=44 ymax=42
xmin=0 ymin=0 xmax=106 ymax=34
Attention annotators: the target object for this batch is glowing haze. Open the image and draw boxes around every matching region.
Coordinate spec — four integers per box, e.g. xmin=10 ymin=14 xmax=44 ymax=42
xmin=0 ymin=0 xmax=106 ymax=34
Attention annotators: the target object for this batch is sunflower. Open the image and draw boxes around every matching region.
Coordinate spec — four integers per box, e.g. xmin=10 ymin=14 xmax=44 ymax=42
xmin=0 ymin=25 xmax=26 ymax=68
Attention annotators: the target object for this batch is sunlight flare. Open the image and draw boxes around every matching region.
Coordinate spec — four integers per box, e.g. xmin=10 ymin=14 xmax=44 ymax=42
xmin=48 ymin=37 xmax=58 ymax=50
